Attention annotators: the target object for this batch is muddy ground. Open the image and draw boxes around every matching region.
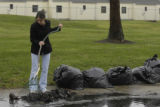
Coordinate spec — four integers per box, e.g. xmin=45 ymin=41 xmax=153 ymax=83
xmin=1 ymin=84 xmax=160 ymax=107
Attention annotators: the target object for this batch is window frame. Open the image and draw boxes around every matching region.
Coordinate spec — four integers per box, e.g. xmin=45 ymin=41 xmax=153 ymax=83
xmin=83 ymin=5 xmax=86 ymax=10
xmin=122 ymin=7 xmax=127 ymax=14
xmin=101 ymin=6 xmax=107 ymax=14
xmin=145 ymin=7 xmax=147 ymax=12
xmin=10 ymin=4 xmax=13 ymax=9
xmin=32 ymin=5 xmax=38 ymax=12
xmin=56 ymin=5 xmax=62 ymax=13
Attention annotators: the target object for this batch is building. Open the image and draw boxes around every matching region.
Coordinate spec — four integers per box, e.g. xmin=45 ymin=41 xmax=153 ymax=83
xmin=0 ymin=0 xmax=160 ymax=20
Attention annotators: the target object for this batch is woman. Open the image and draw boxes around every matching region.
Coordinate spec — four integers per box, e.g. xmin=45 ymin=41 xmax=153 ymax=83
xmin=29 ymin=10 xmax=63 ymax=93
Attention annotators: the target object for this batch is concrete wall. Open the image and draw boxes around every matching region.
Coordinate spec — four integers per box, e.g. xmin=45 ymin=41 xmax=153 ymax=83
xmin=25 ymin=1 xmax=48 ymax=17
xmin=95 ymin=3 xmax=110 ymax=20
xmin=0 ymin=2 xmax=25 ymax=15
xmin=120 ymin=3 xmax=133 ymax=20
xmin=0 ymin=1 xmax=48 ymax=17
xmin=133 ymin=4 xmax=157 ymax=20
xmin=0 ymin=2 xmax=9 ymax=14
xmin=69 ymin=3 xmax=133 ymax=20
xmin=156 ymin=5 xmax=160 ymax=20
xmin=49 ymin=1 xmax=70 ymax=19
xmin=69 ymin=3 xmax=96 ymax=20
xmin=0 ymin=1 xmax=160 ymax=21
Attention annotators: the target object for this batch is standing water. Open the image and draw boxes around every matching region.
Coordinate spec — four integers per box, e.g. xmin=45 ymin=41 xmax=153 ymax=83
xmin=1 ymin=92 xmax=160 ymax=107
xmin=1 ymin=85 xmax=160 ymax=107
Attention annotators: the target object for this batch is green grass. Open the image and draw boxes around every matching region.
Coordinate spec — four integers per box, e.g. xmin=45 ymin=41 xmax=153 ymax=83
xmin=0 ymin=14 xmax=160 ymax=88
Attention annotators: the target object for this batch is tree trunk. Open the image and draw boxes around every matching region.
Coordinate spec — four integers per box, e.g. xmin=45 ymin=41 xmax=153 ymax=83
xmin=108 ymin=0 xmax=124 ymax=42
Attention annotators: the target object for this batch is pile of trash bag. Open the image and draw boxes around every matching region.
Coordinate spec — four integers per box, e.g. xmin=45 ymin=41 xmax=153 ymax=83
xmin=107 ymin=66 xmax=133 ymax=85
xmin=132 ymin=54 xmax=160 ymax=84
xmin=53 ymin=64 xmax=83 ymax=90
xmin=83 ymin=67 xmax=112 ymax=88
xmin=53 ymin=54 xmax=160 ymax=89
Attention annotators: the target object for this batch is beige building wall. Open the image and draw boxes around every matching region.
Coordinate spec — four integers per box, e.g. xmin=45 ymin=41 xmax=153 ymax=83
xmin=95 ymin=3 xmax=109 ymax=20
xmin=133 ymin=4 xmax=156 ymax=20
xmin=50 ymin=2 xmax=160 ymax=21
xmin=120 ymin=3 xmax=133 ymax=20
xmin=0 ymin=2 xmax=11 ymax=14
xmin=156 ymin=5 xmax=160 ymax=20
xmin=0 ymin=1 xmax=48 ymax=17
xmin=0 ymin=1 xmax=160 ymax=21
xmin=50 ymin=2 xmax=70 ymax=19
xmin=25 ymin=1 xmax=48 ymax=17
xmin=70 ymin=3 xmax=96 ymax=20
xmin=0 ymin=2 xmax=25 ymax=15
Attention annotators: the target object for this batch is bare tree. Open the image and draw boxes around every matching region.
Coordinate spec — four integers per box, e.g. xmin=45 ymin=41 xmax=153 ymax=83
xmin=108 ymin=0 xmax=124 ymax=42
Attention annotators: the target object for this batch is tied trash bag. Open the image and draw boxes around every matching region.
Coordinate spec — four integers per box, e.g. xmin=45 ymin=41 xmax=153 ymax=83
xmin=83 ymin=67 xmax=112 ymax=88
xmin=132 ymin=54 xmax=160 ymax=84
xmin=107 ymin=66 xmax=133 ymax=85
xmin=54 ymin=64 xmax=83 ymax=90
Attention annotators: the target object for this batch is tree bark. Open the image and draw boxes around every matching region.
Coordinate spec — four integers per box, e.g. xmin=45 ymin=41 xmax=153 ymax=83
xmin=108 ymin=0 xmax=124 ymax=42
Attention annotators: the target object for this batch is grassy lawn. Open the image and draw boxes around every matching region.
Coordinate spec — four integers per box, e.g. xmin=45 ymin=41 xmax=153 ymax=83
xmin=0 ymin=14 xmax=160 ymax=88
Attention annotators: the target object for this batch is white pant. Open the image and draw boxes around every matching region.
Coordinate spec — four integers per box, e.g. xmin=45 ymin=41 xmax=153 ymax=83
xmin=29 ymin=53 xmax=50 ymax=92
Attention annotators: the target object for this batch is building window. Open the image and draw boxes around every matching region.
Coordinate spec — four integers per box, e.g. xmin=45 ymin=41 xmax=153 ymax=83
xmin=32 ymin=5 xmax=38 ymax=12
xmin=101 ymin=6 xmax=106 ymax=13
xmin=145 ymin=7 xmax=147 ymax=11
xmin=56 ymin=5 xmax=62 ymax=13
xmin=83 ymin=5 xmax=86 ymax=10
xmin=122 ymin=7 xmax=126 ymax=14
xmin=10 ymin=4 xmax=13 ymax=9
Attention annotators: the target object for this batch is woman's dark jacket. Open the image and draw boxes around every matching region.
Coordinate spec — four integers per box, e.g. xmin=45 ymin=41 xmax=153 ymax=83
xmin=30 ymin=20 xmax=60 ymax=55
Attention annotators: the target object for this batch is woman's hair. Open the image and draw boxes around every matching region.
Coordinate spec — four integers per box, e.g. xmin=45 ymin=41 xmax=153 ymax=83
xmin=35 ymin=9 xmax=46 ymax=19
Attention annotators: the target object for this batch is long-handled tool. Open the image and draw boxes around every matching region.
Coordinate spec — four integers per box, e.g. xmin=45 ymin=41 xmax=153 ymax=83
xmin=30 ymin=27 xmax=61 ymax=84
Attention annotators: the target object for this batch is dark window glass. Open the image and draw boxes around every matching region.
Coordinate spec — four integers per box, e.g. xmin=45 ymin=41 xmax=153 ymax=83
xmin=145 ymin=7 xmax=147 ymax=11
xmin=32 ymin=5 xmax=38 ymax=12
xmin=10 ymin=4 xmax=13 ymax=9
xmin=83 ymin=5 xmax=86 ymax=10
xmin=56 ymin=5 xmax=62 ymax=13
xmin=122 ymin=7 xmax=126 ymax=14
xmin=101 ymin=6 xmax=106 ymax=13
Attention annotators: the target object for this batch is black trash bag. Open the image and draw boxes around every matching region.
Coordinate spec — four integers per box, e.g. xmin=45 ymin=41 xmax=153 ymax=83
xmin=54 ymin=64 xmax=83 ymax=90
xmin=132 ymin=54 xmax=160 ymax=84
xmin=132 ymin=66 xmax=157 ymax=84
xmin=144 ymin=54 xmax=160 ymax=67
xmin=107 ymin=66 xmax=133 ymax=85
xmin=83 ymin=67 xmax=112 ymax=88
